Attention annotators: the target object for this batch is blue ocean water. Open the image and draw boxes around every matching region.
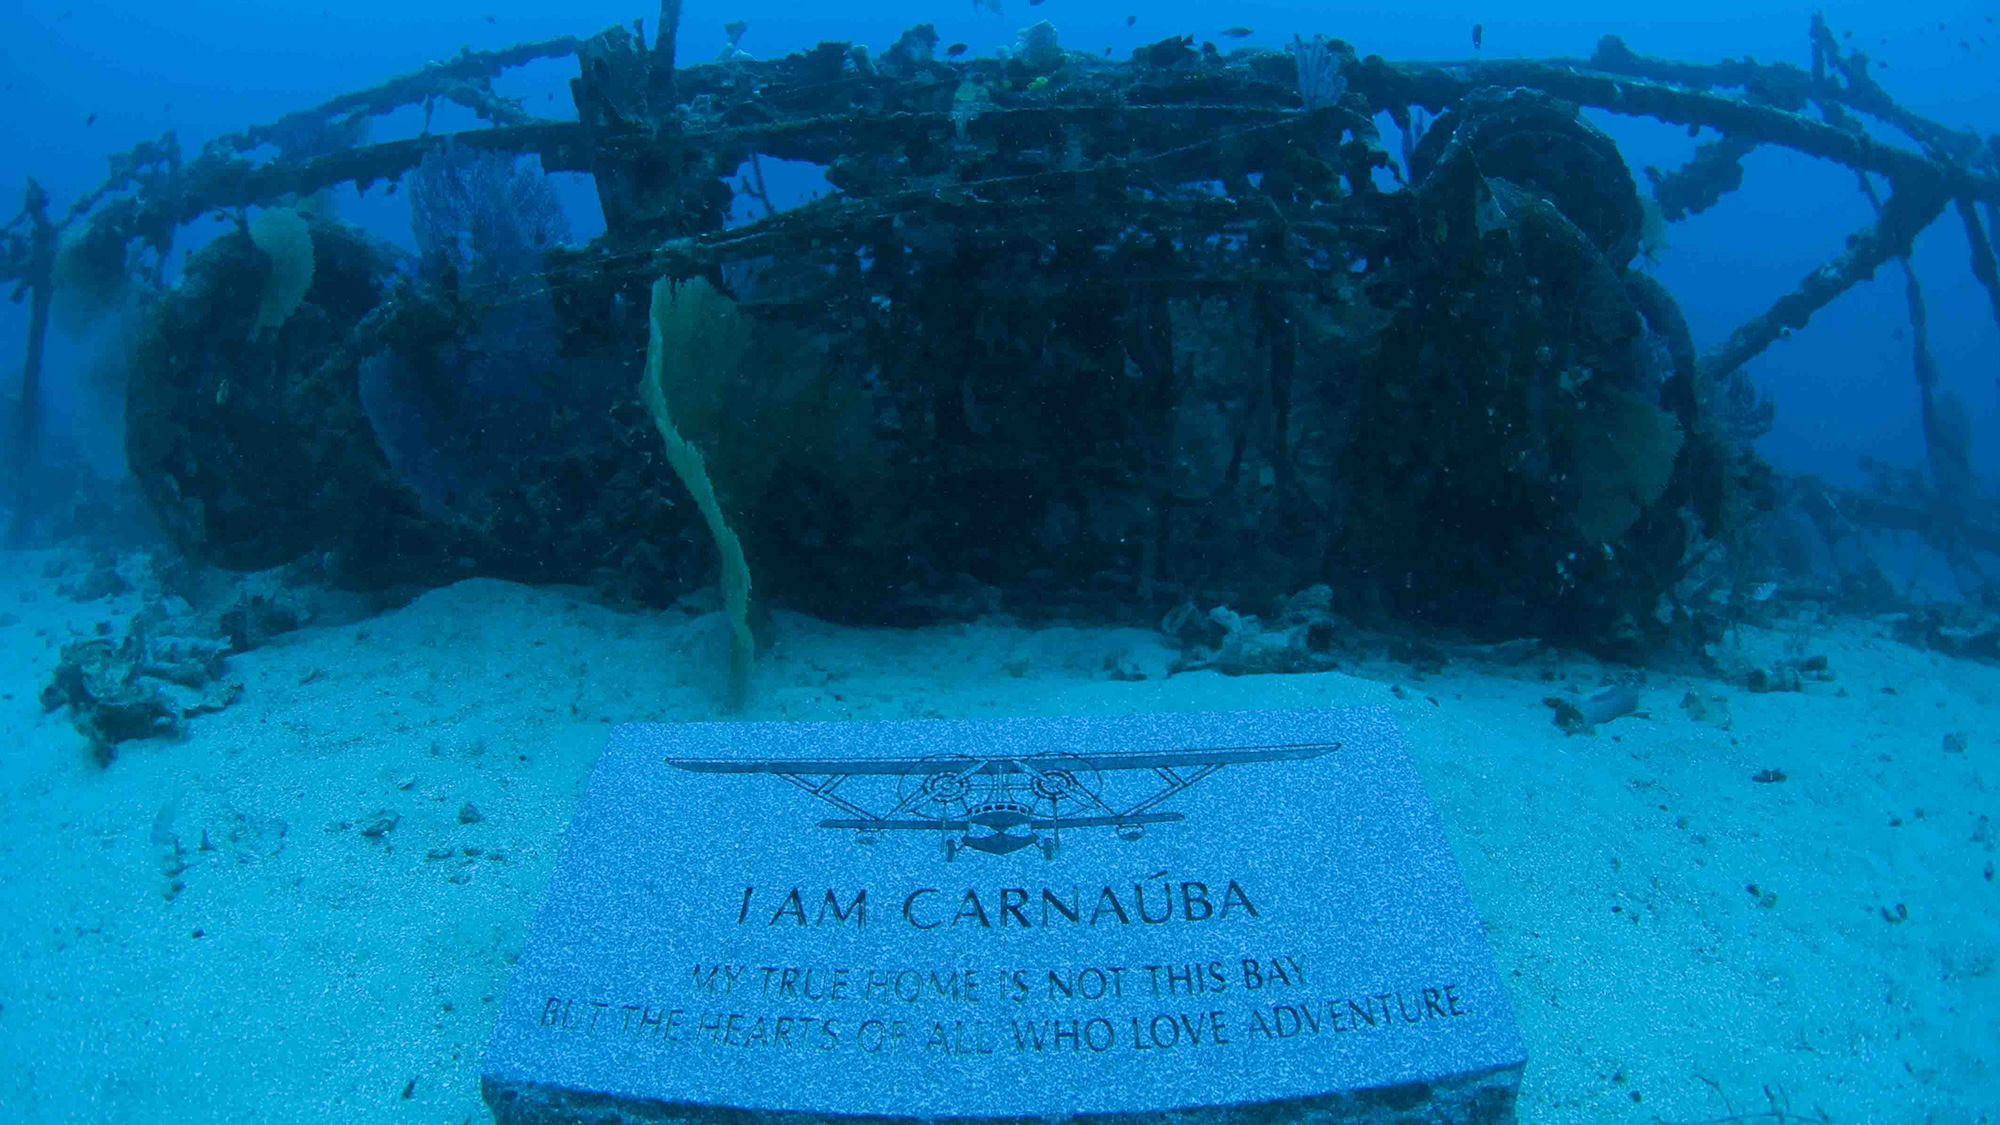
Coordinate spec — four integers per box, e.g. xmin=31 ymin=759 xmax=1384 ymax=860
xmin=2 ymin=1 xmax=1996 ymax=487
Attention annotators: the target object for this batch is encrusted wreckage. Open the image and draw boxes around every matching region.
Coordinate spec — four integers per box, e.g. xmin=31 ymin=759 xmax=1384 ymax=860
xmin=5 ymin=5 xmax=1998 ymax=663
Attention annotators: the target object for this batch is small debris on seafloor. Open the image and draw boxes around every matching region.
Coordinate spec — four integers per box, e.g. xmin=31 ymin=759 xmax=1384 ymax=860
xmin=1545 ymin=684 xmax=1643 ymax=735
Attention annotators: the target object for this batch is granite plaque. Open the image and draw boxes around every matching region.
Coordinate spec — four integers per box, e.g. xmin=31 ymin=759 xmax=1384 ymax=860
xmin=482 ymin=708 xmax=1525 ymax=1125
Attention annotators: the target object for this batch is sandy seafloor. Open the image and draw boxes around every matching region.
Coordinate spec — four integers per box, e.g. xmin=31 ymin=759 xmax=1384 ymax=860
xmin=0 ymin=546 xmax=1994 ymax=1125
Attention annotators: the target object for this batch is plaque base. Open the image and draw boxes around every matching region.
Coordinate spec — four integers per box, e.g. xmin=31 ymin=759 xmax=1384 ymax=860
xmin=484 ymin=1062 xmax=1522 ymax=1125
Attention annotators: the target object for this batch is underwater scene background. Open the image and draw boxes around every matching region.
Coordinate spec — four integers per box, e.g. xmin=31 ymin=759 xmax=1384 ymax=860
xmin=0 ymin=0 xmax=1996 ymax=1121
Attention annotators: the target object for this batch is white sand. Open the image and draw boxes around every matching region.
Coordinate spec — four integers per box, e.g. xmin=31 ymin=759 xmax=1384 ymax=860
xmin=1 ymin=552 xmax=1994 ymax=1123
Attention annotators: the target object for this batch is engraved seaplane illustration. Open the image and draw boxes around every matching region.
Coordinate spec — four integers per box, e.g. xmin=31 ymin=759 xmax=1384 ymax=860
xmin=664 ymin=742 xmax=1336 ymax=860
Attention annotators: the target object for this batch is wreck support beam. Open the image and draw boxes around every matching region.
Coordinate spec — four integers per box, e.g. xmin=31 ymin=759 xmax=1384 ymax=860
xmin=1698 ymin=185 xmax=1948 ymax=382
xmin=7 ymin=180 xmax=55 ymax=547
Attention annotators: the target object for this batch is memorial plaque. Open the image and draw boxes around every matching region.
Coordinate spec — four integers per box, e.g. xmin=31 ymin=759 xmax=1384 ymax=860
xmin=482 ymin=708 xmax=1525 ymax=1125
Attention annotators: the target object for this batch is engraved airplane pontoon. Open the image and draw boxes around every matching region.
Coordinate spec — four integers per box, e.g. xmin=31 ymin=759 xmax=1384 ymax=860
xmin=664 ymin=742 xmax=1338 ymax=860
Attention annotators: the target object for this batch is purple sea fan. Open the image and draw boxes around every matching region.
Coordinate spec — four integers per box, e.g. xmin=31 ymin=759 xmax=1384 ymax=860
xmin=1290 ymin=33 xmax=1348 ymax=111
xmin=407 ymin=141 xmax=570 ymax=290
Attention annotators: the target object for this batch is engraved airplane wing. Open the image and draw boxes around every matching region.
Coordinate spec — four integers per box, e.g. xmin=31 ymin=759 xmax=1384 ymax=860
xmin=664 ymin=740 xmax=1337 ymax=838
xmin=662 ymin=741 xmax=1337 ymax=775
xmin=666 ymin=756 xmax=981 ymax=776
xmin=1030 ymin=743 xmax=1336 ymax=771
xmin=817 ymin=813 xmax=1186 ymax=831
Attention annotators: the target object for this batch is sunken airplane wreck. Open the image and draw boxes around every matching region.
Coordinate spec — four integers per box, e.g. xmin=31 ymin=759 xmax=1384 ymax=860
xmin=664 ymin=743 xmax=1337 ymax=860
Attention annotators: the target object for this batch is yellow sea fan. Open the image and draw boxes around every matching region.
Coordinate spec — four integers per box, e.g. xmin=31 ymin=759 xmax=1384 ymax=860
xmin=247 ymin=208 xmax=315 ymax=335
xmin=1570 ymin=387 xmax=1683 ymax=544
xmin=641 ymin=277 xmax=757 ymax=710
